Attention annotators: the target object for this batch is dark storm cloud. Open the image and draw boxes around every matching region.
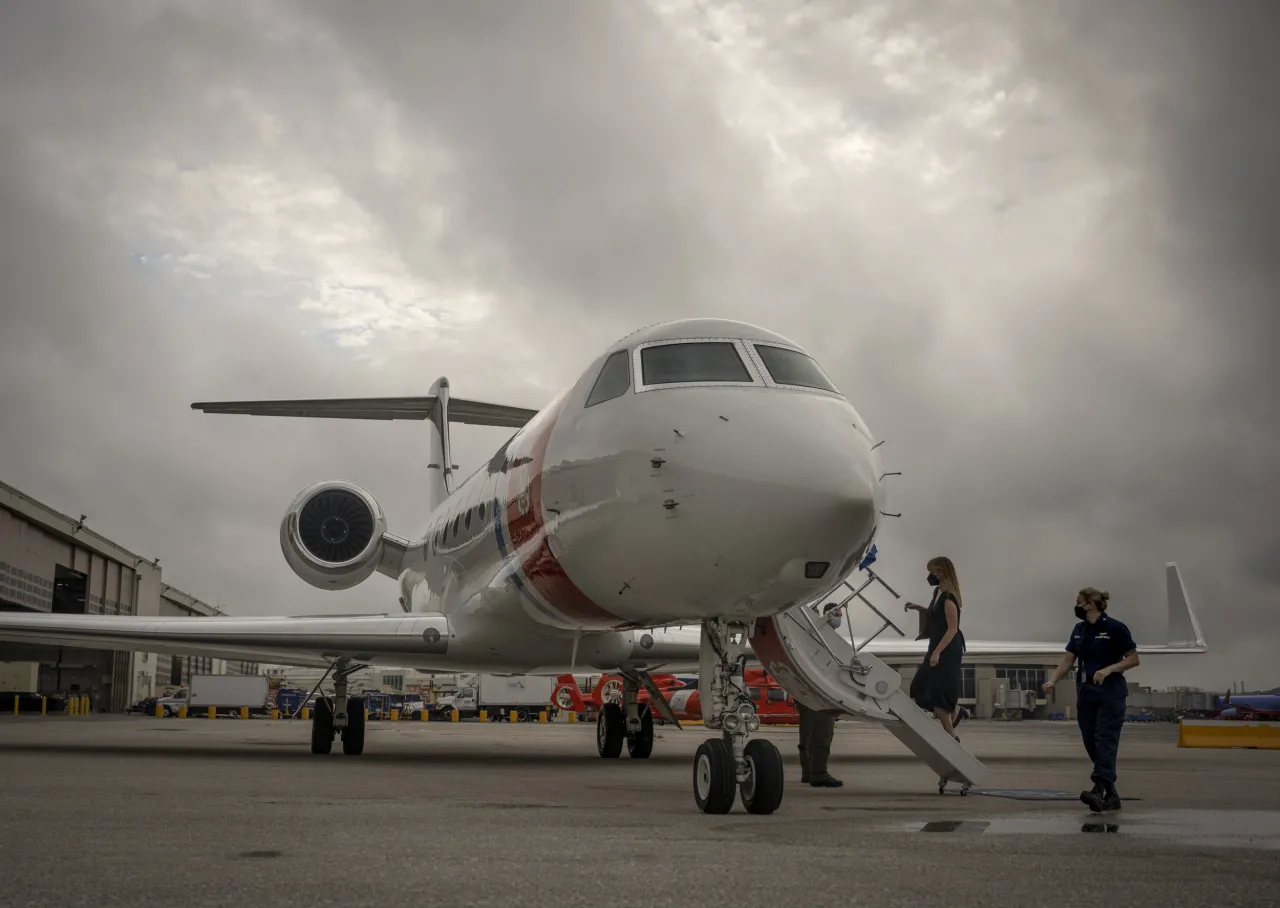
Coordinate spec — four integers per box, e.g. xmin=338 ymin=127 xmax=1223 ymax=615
xmin=0 ymin=1 xmax=1275 ymax=689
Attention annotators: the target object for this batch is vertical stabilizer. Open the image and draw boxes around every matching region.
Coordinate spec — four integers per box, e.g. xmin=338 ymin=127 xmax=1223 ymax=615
xmin=426 ymin=377 xmax=454 ymax=511
xmin=1166 ymin=562 xmax=1206 ymax=649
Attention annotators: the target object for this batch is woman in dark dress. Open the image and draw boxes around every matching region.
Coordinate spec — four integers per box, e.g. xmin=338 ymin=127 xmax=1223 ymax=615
xmin=905 ymin=556 xmax=966 ymax=739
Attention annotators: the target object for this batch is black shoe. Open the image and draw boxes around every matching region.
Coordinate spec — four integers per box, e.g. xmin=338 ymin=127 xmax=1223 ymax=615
xmin=810 ymin=777 xmax=844 ymax=788
xmin=800 ymin=776 xmax=810 ymax=785
xmin=1080 ymin=782 xmax=1105 ymax=813
xmin=1100 ymin=786 xmax=1122 ymax=811
xmin=954 ymin=707 xmax=970 ymax=727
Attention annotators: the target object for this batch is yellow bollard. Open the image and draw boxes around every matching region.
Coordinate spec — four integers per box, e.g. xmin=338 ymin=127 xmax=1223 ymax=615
xmin=69 ymin=697 xmax=77 ymax=716
xmin=365 ymin=708 xmax=370 ymax=721
xmin=301 ymin=707 xmax=310 ymax=721
xmin=419 ymin=709 xmax=428 ymax=721
xmin=390 ymin=708 xmax=400 ymax=722
xmin=506 ymin=709 xmax=515 ymax=723
xmin=567 ymin=711 xmax=577 ymax=723
xmin=83 ymin=697 xmax=90 ymax=715
xmin=11 ymin=697 xmax=17 ymax=715
xmin=178 ymin=705 xmax=187 ymax=719
xmin=479 ymin=709 xmax=488 ymax=722
xmin=208 ymin=706 xmax=215 ymax=720
xmin=240 ymin=706 xmax=249 ymax=720
xmin=271 ymin=708 xmax=279 ymax=720
xmin=155 ymin=703 xmax=163 ymax=718
xmin=539 ymin=710 xmax=548 ymax=723
xmin=41 ymin=697 xmax=47 ymax=716
xmin=451 ymin=709 xmax=459 ymax=722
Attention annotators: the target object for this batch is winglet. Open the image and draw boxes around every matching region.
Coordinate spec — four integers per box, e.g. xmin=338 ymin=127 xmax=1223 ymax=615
xmin=1166 ymin=562 xmax=1207 ymax=650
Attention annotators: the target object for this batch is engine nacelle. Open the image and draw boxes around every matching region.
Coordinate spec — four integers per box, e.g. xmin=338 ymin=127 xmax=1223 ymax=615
xmin=280 ymin=480 xmax=388 ymax=591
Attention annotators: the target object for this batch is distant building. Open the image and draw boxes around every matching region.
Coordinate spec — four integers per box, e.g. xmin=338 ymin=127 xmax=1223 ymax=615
xmin=0 ymin=479 xmax=259 ymax=711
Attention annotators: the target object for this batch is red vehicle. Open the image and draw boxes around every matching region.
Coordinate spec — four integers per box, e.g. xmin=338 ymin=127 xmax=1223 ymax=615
xmin=554 ymin=670 xmax=801 ymax=725
xmin=552 ymin=673 xmax=687 ymax=720
xmin=662 ymin=669 xmax=801 ymax=726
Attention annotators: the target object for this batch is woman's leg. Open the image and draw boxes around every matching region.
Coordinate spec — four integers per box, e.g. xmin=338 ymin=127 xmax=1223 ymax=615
xmin=933 ymin=707 xmax=956 ymax=737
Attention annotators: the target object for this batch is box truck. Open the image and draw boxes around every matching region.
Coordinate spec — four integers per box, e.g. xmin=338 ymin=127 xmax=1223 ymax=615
xmin=155 ymin=674 xmax=271 ymax=717
xmin=432 ymin=674 xmax=557 ymax=721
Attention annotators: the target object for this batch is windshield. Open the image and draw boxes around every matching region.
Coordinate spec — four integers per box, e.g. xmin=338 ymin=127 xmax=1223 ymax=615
xmin=753 ymin=344 xmax=839 ymax=393
xmin=640 ymin=341 xmax=753 ymax=385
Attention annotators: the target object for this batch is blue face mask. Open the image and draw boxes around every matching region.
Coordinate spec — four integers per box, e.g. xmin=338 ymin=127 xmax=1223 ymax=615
xmin=926 ymin=573 xmax=940 ymax=587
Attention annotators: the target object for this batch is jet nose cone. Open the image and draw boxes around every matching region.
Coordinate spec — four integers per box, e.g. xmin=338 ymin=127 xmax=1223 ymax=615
xmin=756 ymin=426 xmax=880 ymax=585
xmin=655 ymin=389 xmax=881 ymax=611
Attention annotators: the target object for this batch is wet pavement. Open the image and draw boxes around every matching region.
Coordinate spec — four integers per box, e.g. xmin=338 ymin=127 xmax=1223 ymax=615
xmin=2 ymin=715 xmax=1278 ymax=907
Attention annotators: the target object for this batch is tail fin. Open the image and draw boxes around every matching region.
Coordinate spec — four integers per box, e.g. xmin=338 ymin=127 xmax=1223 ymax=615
xmin=426 ymin=377 xmax=453 ymax=511
xmin=1164 ymin=562 xmax=1208 ymax=650
xmin=192 ymin=384 xmax=541 ymax=513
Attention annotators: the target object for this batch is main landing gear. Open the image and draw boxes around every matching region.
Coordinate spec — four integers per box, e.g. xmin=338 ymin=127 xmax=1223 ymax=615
xmin=692 ymin=618 xmax=784 ymax=814
xmin=597 ymin=673 xmax=654 ymax=759
xmin=310 ymin=660 xmax=367 ymax=756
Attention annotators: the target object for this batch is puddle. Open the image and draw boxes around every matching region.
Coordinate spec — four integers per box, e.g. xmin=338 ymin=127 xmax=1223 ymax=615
xmin=901 ymin=809 xmax=1280 ymax=850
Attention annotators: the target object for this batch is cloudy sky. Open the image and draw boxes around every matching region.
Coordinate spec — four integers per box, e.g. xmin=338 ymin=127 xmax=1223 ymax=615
xmin=1 ymin=1 xmax=1275 ymax=690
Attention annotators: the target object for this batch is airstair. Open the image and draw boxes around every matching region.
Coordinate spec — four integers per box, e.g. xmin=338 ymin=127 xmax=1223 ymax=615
xmin=750 ymin=569 xmax=989 ymax=793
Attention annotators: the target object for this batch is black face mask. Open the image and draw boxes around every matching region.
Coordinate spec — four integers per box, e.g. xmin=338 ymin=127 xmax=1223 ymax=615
xmin=1074 ymin=605 xmax=1087 ymax=620
xmin=927 ymin=573 xmax=940 ymax=587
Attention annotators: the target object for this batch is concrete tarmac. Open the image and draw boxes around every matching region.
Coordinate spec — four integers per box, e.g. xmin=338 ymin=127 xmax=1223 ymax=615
xmin=2 ymin=715 xmax=1278 ymax=907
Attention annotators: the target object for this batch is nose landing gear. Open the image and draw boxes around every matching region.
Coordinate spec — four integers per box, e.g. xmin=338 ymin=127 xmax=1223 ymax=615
xmin=692 ymin=618 xmax=784 ymax=814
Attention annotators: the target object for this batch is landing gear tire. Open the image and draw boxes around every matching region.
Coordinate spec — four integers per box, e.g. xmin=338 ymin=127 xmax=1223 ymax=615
xmin=626 ymin=705 xmax=654 ymax=759
xmin=693 ymin=738 xmax=737 ymax=814
xmin=342 ymin=696 xmax=366 ymax=756
xmin=597 ymin=702 xmax=624 ymax=758
xmin=311 ymin=697 xmax=334 ymax=755
xmin=739 ymin=739 xmax=784 ymax=815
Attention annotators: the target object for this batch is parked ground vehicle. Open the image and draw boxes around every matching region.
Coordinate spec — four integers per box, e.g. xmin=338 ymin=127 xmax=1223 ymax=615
xmin=154 ymin=674 xmax=270 ymax=717
xmin=432 ymin=674 xmax=557 ymax=721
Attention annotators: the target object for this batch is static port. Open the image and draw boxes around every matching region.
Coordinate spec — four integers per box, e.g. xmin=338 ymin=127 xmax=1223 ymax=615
xmin=804 ymin=561 xmax=830 ymax=579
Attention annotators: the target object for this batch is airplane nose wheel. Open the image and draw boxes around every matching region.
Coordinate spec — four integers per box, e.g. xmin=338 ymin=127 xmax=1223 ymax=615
xmin=693 ymin=738 xmax=736 ymax=813
xmin=739 ymin=739 xmax=784 ymax=814
xmin=692 ymin=618 xmax=785 ymax=814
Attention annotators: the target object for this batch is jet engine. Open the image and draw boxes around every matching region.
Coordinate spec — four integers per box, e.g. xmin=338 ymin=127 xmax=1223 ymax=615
xmin=279 ymin=480 xmax=388 ymax=591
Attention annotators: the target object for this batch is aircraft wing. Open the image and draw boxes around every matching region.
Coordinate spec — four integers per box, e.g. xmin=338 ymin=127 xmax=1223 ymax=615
xmin=0 ymin=612 xmax=451 ymax=670
xmin=191 ymin=396 xmax=539 ymax=428
xmin=641 ymin=561 xmax=1209 ymax=663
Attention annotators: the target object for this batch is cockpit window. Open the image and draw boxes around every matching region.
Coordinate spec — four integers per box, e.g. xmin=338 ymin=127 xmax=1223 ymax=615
xmin=640 ymin=342 xmax=753 ymax=385
xmin=753 ymin=344 xmax=840 ymax=393
xmin=585 ymin=349 xmax=631 ymax=407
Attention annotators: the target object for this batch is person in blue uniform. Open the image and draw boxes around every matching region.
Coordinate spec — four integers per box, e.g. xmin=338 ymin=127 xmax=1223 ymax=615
xmin=1042 ymin=587 xmax=1140 ymax=812
xmin=904 ymin=556 xmax=967 ymax=739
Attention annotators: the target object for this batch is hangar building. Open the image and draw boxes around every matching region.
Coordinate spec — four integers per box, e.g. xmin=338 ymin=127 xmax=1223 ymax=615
xmin=0 ymin=480 xmax=258 ymax=712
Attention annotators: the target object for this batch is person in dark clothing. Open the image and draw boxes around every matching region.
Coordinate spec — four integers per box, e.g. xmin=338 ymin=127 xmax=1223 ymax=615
xmin=797 ymin=602 xmax=844 ymax=787
xmin=904 ymin=556 xmax=967 ymax=739
xmin=1043 ymin=587 xmax=1140 ymax=812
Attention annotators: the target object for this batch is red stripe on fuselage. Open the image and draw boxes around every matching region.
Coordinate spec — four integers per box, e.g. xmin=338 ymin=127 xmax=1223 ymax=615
xmin=504 ymin=392 xmax=623 ymax=627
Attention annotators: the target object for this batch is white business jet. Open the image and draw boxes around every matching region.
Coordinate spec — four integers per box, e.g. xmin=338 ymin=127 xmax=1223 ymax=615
xmin=0 ymin=318 xmax=1207 ymax=814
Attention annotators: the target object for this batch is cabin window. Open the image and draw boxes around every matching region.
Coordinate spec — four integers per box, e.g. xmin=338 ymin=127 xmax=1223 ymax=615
xmin=767 ymin=688 xmax=788 ymax=703
xmin=479 ymin=501 xmax=487 ymax=521
xmin=452 ymin=514 xmax=460 ymax=536
xmin=465 ymin=508 xmax=472 ymax=531
xmin=585 ymin=349 xmax=632 ymax=407
xmin=748 ymin=686 xmax=763 ymax=702
xmin=640 ymin=341 xmax=752 ymax=385
xmin=753 ymin=344 xmax=839 ymax=393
